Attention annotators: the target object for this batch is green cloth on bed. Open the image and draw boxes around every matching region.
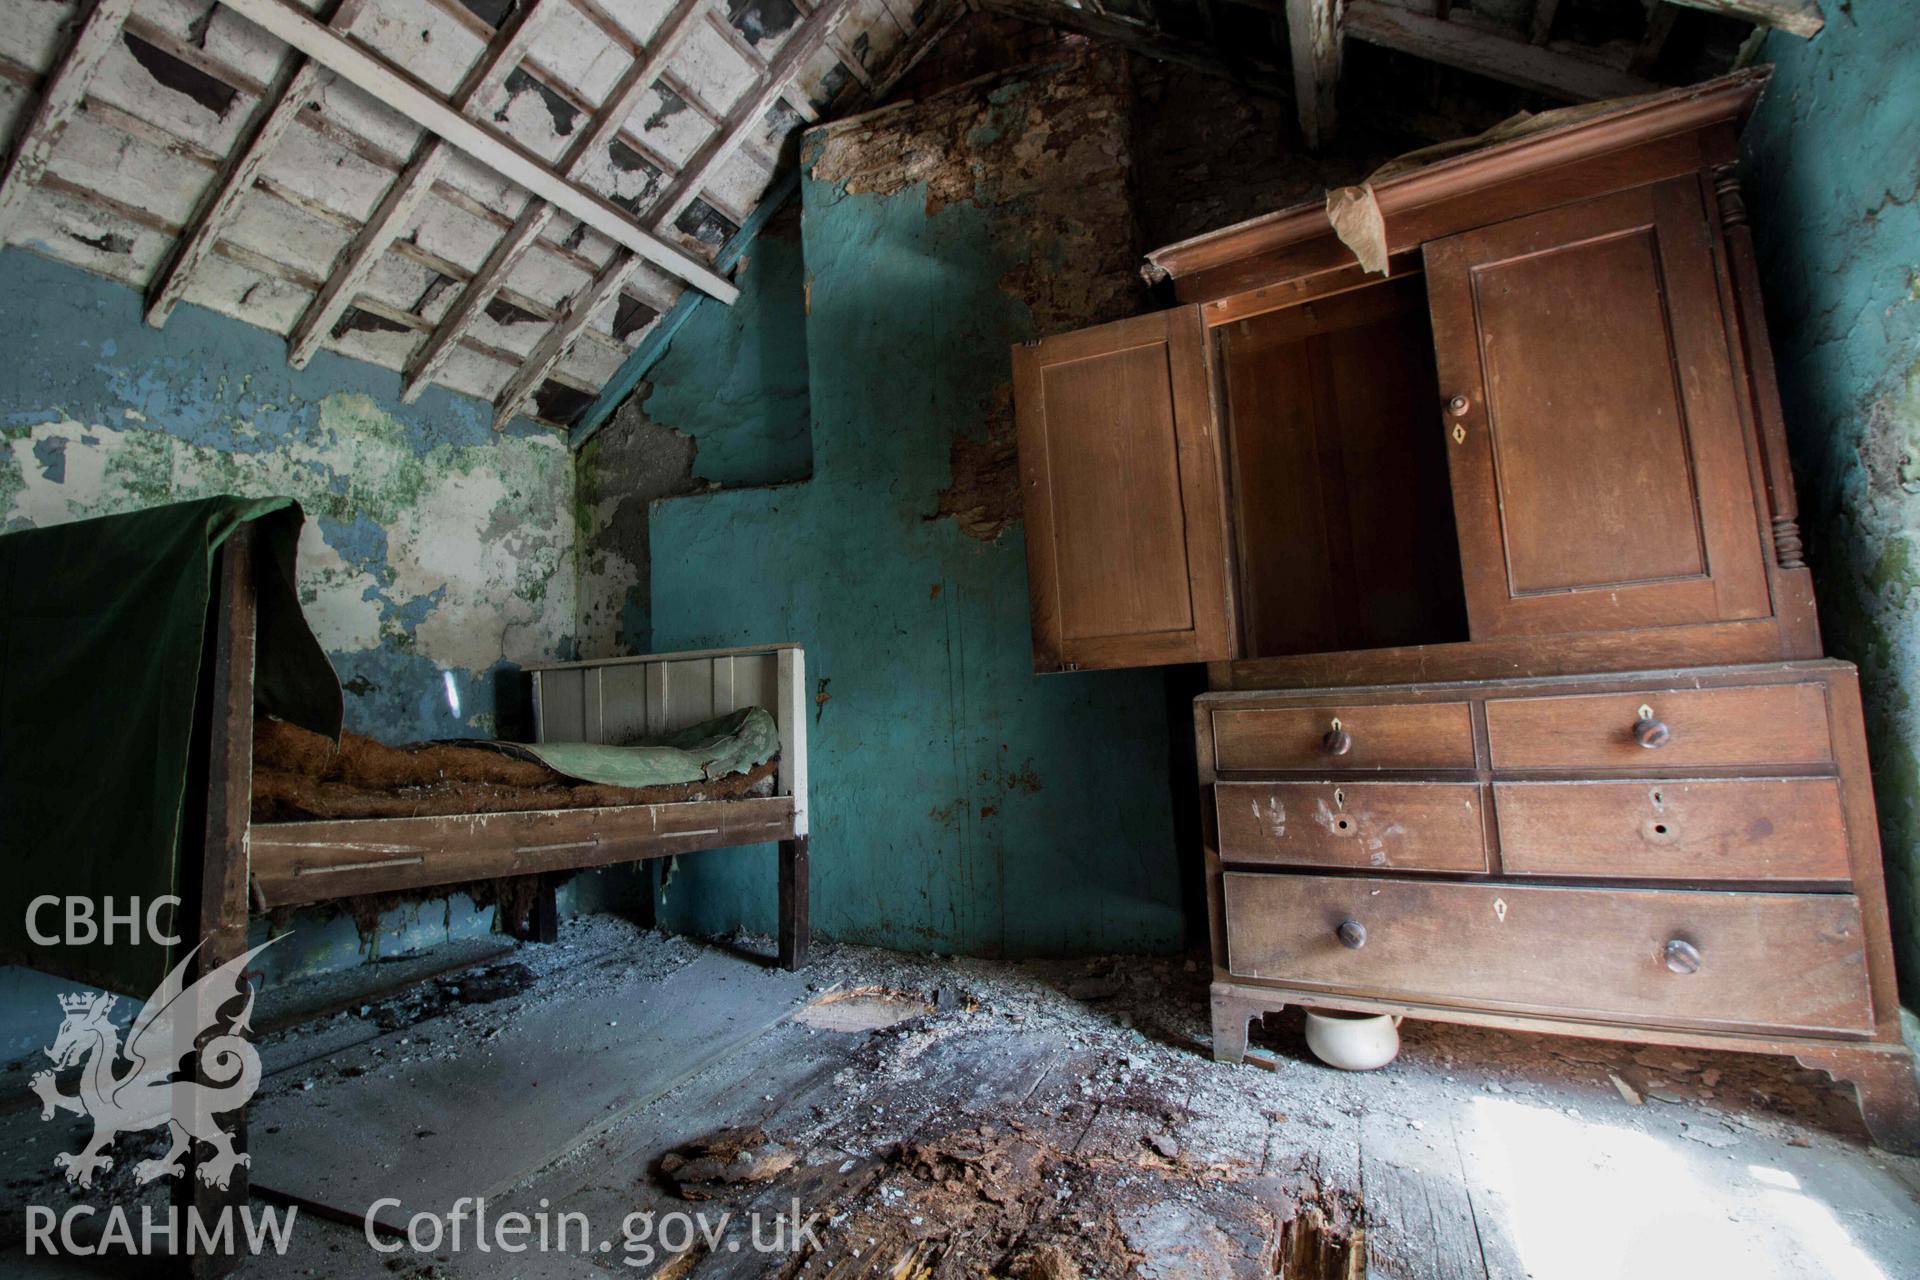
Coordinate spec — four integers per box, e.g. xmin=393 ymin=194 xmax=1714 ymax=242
xmin=507 ymin=706 xmax=779 ymax=787
xmin=0 ymin=496 xmax=342 ymax=996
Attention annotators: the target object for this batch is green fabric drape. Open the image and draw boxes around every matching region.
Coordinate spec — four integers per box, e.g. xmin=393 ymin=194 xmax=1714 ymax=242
xmin=0 ymin=496 xmax=342 ymax=995
xmin=505 ymin=706 xmax=779 ymax=787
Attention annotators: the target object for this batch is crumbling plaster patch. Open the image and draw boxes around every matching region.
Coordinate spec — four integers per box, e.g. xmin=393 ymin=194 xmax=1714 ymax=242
xmin=0 ymin=249 xmax=577 ymax=741
xmin=805 ymin=46 xmax=1141 ymax=543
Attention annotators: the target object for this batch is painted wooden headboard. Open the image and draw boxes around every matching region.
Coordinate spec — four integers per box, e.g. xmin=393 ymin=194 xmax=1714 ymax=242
xmin=524 ymin=644 xmax=808 ymax=838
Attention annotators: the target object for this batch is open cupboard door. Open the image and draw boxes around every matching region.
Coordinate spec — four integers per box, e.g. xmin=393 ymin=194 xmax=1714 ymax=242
xmin=1013 ymin=307 xmax=1232 ymax=672
xmin=1423 ymin=178 xmax=1772 ymax=639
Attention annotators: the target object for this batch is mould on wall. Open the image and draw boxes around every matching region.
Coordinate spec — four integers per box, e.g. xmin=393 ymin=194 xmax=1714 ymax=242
xmin=1744 ymin=0 xmax=1920 ymax=993
xmin=575 ymin=400 xmax=705 ymax=655
xmin=0 ymin=248 xmax=578 ymax=743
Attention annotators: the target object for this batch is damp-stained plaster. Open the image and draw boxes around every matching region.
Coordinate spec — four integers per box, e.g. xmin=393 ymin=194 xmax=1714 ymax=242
xmin=1744 ymin=0 xmax=1920 ymax=992
xmin=575 ymin=208 xmax=813 ymax=657
xmin=633 ymin=51 xmax=1183 ymax=955
xmin=0 ymin=247 xmax=578 ymax=742
xmin=0 ymin=245 xmax=628 ymax=987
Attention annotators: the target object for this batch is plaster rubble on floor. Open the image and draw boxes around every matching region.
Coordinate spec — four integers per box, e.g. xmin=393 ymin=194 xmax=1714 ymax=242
xmin=8 ymin=917 xmax=1905 ymax=1276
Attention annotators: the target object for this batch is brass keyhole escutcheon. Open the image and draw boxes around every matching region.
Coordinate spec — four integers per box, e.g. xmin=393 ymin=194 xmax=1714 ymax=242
xmin=1451 ymin=424 xmax=1466 ymax=444
xmin=1494 ymin=898 xmax=1508 ymax=923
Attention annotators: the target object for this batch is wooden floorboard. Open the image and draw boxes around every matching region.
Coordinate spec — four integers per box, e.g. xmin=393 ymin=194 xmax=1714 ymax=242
xmin=251 ymin=951 xmax=814 ymax=1229
xmin=1360 ymin=1106 xmax=1489 ymax=1279
xmin=13 ymin=930 xmax=1914 ymax=1279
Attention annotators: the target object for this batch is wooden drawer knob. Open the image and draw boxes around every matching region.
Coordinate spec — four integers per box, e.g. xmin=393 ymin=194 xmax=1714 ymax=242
xmin=1664 ymin=939 xmax=1702 ymax=975
xmin=1323 ymin=719 xmax=1353 ymax=756
xmin=1337 ymin=919 xmax=1367 ymax=949
xmin=1633 ymin=715 xmax=1671 ymax=749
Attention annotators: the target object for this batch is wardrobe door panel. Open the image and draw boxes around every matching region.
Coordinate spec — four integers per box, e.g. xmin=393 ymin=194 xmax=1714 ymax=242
xmin=1012 ymin=307 xmax=1232 ymax=672
xmin=1426 ymin=178 xmax=1770 ymax=638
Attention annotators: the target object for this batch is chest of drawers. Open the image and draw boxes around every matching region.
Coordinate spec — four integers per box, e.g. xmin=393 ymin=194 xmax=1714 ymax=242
xmin=1199 ymin=661 xmax=1919 ymax=1151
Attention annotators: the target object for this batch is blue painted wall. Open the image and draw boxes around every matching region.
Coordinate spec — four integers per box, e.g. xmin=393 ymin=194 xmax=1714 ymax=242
xmin=641 ymin=215 xmax=813 ymax=490
xmin=0 ymin=247 xmax=615 ymax=986
xmin=0 ymin=248 xmax=577 ymax=743
xmin=1745 ymin=4 xmax=1920 ymax=991
xmin=635 ymin=54 xmax=1186 ymax=956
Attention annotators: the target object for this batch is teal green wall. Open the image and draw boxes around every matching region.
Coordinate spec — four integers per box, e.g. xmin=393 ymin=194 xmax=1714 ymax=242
xmin=640 ymin=216 xmax=813 ymax=490
xmin=1745 ymin=2 xmax=1920 ymax=991
xmin=636 ymin=57 xmax=1186 ymax=956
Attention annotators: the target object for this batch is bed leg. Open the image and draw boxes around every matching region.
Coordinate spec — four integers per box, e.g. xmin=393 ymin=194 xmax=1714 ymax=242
xmin=178 ymin=530 xmax=256 ymax=1278
xmin=529 ymin=881 xmax=559 ymax=944
xmin=779 ymin=836 xmax=810 ymax=971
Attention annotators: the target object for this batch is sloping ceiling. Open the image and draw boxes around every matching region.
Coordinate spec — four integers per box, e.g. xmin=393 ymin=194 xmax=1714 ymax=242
xmin=0 ymin=0 xmax=1818 ymax=434
xmin=979 ymin=0 xmax=1821 ymax=146
xmin=0 ymin=0 xmax=957 ymax=431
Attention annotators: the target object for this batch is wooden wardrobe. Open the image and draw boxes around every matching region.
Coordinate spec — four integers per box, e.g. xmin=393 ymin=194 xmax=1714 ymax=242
xmin=1009 ymin=71 xmax=1920 ymax=1151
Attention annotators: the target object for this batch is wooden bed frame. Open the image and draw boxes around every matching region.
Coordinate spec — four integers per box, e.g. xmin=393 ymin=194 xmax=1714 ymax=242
xmin=176 ymin=528 xmax=811 ymax=1270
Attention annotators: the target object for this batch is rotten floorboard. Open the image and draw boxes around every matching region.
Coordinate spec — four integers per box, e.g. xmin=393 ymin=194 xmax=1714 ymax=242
xmin=5 ymin=919 xmax=1918 ymax=1277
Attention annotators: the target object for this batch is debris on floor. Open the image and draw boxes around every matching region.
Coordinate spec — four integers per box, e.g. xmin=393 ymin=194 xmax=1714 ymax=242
xmin=794 ymin=986 xmax=938 ymax=1032
xmin=660 ymin=1126 xmax=799 ymax=1199
xmin=6 ymin=916 xmax=1914 ymax=1278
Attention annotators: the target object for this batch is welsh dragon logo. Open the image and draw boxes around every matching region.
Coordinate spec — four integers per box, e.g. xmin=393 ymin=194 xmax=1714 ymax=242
xmin=31 ymin=939 xmax=275 ymax=1190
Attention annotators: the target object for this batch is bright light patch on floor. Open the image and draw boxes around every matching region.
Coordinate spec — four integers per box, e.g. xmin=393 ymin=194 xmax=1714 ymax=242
xmin=1466 ymin=1098 xmax=1887 ymax=1280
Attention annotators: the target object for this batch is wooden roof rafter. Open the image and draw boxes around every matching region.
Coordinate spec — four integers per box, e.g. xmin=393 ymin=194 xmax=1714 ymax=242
xmin=647 ymin=0 xmax=858 ymax=235
xmin=0 ymin=0 xmax=137 ymax=240
xmin=144 ymin=0 xmax=365 ymax=329
xmin=282 ymin=0 xmax=556 ymax=370
xmin=401 ymin=0 xmax=717 ymax=410
xmin=489 ymin=0 xmax=860 ymax=430
xmin=214 ymin=0 xmax=740 ymax=301
xmin=1341 ymin=1 xmax=1663 ymax=103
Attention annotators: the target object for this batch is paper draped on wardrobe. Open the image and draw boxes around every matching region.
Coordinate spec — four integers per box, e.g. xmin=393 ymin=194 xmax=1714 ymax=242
xmin=1324 ymin=93 xmax=1661 ymax=276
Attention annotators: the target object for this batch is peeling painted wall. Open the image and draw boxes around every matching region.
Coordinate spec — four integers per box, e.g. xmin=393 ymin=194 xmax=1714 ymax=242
xmin=575 ymin=209 xmax=815 ymax=658
xmin=0 ymin=244 xmax=614 ymax=990
xmin=1745 ymin=3 xmax=1920 ymax=995
xmin=0 ymin=248 xmax=577 ymax=741
xmin=625 ymin=50 xmax=1185 ymax=955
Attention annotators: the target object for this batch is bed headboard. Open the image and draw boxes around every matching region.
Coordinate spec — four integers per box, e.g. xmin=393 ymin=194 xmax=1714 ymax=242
xmin=523 ymin=645 xmax=808 ymax=837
